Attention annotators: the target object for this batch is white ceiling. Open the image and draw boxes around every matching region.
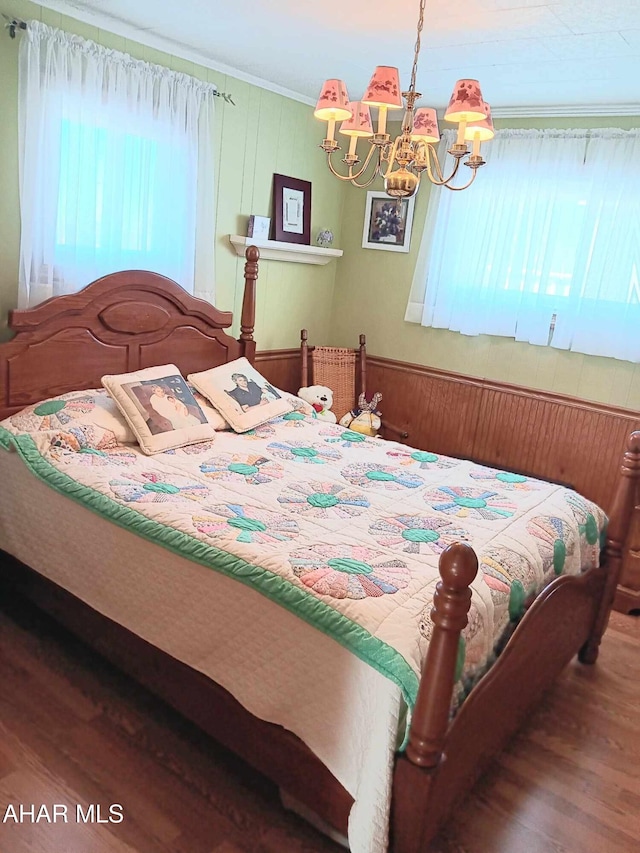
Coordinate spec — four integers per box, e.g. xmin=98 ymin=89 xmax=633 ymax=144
xmin=35 ymin=0 xmax=640 ymax=115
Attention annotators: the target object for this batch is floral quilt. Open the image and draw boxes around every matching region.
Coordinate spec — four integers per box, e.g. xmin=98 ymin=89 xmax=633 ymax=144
xmin=0 ymin=387 xmax=608 ymax=728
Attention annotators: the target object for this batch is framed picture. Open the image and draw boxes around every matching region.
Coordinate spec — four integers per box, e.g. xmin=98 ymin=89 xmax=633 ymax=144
xmin=272 ymin=174 xmax=311 ymax=245
xmin=362 ymin=191 xmax=416 ymax=253
xmin=247 ymin=215 xmax=271 ymax=240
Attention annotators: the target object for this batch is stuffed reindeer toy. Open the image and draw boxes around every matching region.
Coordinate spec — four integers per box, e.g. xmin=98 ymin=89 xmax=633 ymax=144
xmin=339 ymin=391 xmax=382 ymax=438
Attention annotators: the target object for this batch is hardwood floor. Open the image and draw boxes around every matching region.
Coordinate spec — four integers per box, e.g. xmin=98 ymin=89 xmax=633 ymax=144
xmin=0 ymin=593 xmax=638 ymax=853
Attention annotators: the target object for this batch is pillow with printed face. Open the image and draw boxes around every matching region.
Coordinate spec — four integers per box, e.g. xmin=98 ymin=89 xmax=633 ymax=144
xmin=188 ymin=357 xmax=293 ymax=433
xmin=188 ymin=384 xmax=315 ymax=429
xmin=102 ymin=365 xmax=216 ymax=454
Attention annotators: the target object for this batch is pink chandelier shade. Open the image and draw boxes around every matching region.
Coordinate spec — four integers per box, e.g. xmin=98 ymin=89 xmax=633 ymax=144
xmin=444 ymin=79 xmax=486 ymax=123
xmin=411 ymin=107 xmax=440 ymax=144
xmin=339 ymin=102 xmax=374 ymax=137
xmin=362 ymin=66 xmax=403 ymax=109
xmin=464 ymin=103 xmax=495 ymax=142
xmin=314 ymin=79 xmax=353 ymax=122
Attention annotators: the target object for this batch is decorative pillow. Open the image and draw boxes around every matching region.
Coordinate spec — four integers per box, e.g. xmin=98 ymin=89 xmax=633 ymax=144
xmin=3 ymin=388 xmax=135 ymax=446
xmin=188 ymin=385 xmax=314 ymax=430
xmin=188 ymin=385 xmax=230 ymax=430
xmin=102 ymin=365 xmax=216 ymax=454
xmin=188 ymin=357 xmax=293 ymax=433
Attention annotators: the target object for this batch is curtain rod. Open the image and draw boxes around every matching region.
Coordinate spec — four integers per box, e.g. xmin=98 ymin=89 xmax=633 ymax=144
xmin=2 ymin=16 xmax=235 ymax=104
xmin=3 ymin=16 xmax=27 ymax=38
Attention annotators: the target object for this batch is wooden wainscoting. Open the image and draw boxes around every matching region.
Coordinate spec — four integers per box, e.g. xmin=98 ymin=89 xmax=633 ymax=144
xmin=257 ymin=348 xmax=640 ymax=511
xmin=366 ymin=356 xmax=640 ymax=614
xmin=366 ymin=355 xmax=640 ymax=514
xmin=255 ymin=349 xmax=302 ymax=395
xmin=256 ymin=348 xmax=640 ymax=611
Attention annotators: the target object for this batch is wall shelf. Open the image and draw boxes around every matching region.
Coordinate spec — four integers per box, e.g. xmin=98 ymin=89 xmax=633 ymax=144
xmin=228 ymin=235 xmax=343 ymax=266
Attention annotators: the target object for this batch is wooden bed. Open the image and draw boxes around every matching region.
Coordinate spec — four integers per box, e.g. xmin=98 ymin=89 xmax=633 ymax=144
xmin=0 ymin=245 xmax=638 ymax=853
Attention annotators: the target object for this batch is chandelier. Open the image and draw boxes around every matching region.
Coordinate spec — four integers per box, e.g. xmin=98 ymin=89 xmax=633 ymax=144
xmin=313 ymin=0 xmax=494 ymax=198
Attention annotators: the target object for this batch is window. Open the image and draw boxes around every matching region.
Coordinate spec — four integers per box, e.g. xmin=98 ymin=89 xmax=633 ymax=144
xmin=406 ymin=128 xmax=640 ymax=362
xmin=18 ymin=21 xmax=217 ymax=307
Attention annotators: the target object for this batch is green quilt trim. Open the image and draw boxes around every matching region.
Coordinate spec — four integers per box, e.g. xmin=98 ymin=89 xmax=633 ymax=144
xmin=0 ymin=429 xmax=12 ymax=451
xmin=1 ymin=427 xmax=419 ymax=746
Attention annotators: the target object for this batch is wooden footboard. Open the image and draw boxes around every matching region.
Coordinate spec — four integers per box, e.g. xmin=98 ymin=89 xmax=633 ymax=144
xmin=391 ymin=429 xmax=640 ymax=853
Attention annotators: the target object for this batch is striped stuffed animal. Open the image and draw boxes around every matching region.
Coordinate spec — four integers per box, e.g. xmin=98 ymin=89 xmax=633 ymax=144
xmin=339 ymin=391 xmax=382 ymax=437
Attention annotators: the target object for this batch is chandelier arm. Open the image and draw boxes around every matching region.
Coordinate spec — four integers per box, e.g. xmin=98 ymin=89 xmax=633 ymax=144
xmin=443 ymin=169 xmax=479 ymax=192
xmin=428 ymin=145 xmax=446 ymax=182
xmin=325 ymin=144 xmax=379 ymax=182
xmin=423 ymin=146 xmax=465 ymax=186
xmin=348 ymin=169 xmax=384 ymax=189
xmin=425 ymin=146 xmax=452 ymax=187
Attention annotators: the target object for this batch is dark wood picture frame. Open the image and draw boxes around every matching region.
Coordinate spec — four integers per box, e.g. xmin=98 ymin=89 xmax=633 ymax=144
xmin=271 ymin=174 xmax=311 ymax=245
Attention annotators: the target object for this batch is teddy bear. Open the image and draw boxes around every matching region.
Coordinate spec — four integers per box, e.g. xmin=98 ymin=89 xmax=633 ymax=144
xmin=297 ymin=385 xmax=337 ymax=423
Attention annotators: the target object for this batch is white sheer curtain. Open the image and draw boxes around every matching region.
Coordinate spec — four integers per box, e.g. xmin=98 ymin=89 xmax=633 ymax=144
xmin=406 ymin=128 xmax=640 ymax=362
xmin=18 ymin=21 xmax=217 ymax=307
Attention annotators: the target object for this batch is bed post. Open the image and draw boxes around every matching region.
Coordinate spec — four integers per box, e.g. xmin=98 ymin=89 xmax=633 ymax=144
xmin=240 ymin=246 xmax=259 ymax=363
xmin=392 ymin=542 xmax=478 ymax=853
xmin=300 ymin=329 xmax=309 ymax=389
xmin=580 ymin=429 xmax=640 ymax=664
xmin=358 ymin=333 xmax=367 ymax=399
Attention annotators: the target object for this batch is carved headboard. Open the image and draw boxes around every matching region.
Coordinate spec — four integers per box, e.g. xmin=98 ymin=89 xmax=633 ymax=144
xmin=0 ymin=247 xmax=260 ymax=420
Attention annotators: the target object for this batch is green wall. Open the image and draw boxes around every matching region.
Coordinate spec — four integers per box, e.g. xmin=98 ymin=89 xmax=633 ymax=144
xmin=0 ymin=0 xmax=346 ymax=347
xmin=330 ymin=116 xmax=640 ymax=410
xmin=2 ymin=0 xmax=638 ymax=410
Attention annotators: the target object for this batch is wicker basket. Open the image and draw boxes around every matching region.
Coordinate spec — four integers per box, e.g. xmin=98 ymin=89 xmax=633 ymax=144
xmin=311 ymin=347 xmax=357 ymax=422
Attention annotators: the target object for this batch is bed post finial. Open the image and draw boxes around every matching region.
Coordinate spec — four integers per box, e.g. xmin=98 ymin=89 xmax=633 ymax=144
xmin=581 ymin=429 xmax=640 ymax=662
xmin=406 ymin=542 xmax=478 ymax=769
xmin=240 ymin=246 xmax=259 ymax=362
xmin=300 ymin=329 xmax=309 ymax=389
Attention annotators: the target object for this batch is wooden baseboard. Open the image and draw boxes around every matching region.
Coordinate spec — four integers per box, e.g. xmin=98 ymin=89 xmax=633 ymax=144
xmin=614 ymin=585 xmax=640 ymax=614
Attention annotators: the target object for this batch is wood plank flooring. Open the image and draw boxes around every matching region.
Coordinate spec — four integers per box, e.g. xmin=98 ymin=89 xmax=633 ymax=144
xmin=0 ymin=592 xmax=638 ymax=853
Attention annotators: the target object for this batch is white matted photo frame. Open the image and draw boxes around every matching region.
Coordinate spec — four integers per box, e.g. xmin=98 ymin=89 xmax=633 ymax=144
xmin=362 ymin=191 xmax=416 ymax=253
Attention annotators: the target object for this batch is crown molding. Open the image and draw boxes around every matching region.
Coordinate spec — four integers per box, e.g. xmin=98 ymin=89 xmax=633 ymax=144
xmin=34 ymin=0 xmax=315 ymax=106
xmin=491 ymin=104 xmax=639 ymax=118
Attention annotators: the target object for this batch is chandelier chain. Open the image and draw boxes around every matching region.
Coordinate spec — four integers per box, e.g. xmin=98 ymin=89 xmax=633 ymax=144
xmin=409 ymin=0 xmax=426 ymax=94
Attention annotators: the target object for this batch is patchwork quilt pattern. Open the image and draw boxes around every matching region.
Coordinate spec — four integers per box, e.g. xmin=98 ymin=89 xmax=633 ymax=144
xmin=0 ymin=387 xmax=608 ymax=728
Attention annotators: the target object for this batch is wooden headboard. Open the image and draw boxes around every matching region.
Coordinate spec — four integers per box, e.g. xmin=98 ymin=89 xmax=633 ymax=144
xmin=0 ymin=247 xmax=260 ymax=420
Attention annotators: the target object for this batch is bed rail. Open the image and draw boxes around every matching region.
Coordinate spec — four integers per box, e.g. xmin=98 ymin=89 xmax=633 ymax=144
xmin=580 ymin=429 xmax=640 ymax=662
